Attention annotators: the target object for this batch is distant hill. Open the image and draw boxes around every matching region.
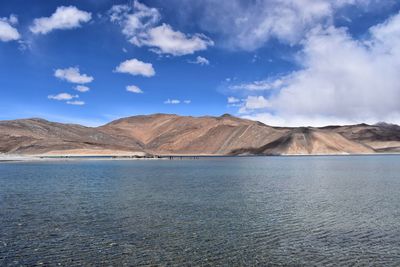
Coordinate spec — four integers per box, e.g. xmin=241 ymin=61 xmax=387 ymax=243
xmin=0 ymin=118 xmax=144 ymax=155
xmin=1 ymin=114 xmax=400 ymax=156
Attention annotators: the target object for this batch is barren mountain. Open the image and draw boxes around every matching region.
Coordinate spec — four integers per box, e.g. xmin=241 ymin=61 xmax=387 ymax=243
xmin=230 ymin=127 xmax=374 ymax=155
xmin=100 ymin=114 xmax=286 ymax=155
xmin=330 ymin=123 xmax=400 ymax=153
xmin=0 ymin=114 xmax=399 ymax=156
xmin=0 ymin=118 xmax=144 ymax=155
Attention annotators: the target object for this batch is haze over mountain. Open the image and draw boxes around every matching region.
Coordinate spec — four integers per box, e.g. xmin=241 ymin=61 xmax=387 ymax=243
xmin=1 ymin=114 xmax=399 ymax=156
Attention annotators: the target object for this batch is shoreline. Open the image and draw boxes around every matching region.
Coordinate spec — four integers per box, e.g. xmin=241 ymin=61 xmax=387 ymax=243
xmin=1 ymin=152 xmax=400 ymax=163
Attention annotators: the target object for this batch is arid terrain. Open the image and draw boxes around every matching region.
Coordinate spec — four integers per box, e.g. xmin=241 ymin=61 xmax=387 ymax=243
xmin=1 ymin=114 xmax=400 ymax=156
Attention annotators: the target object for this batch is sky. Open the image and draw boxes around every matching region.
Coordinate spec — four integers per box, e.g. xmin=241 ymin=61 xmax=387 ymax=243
xmin=1 ymin=0 xmax=400 ymax=127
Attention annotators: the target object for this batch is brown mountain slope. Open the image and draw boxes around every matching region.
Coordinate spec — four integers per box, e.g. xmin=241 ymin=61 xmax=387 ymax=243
xmin=329 ymin=123 xmax=400 ymax=152
xmin=100 ymin=114 xmax=287 ymax=155
xmin=0 ymin=114 xmax=399 ymax=156
xmin=230 ymin=128 xmax=374 ymax=155
xmin=0 ymin=118 xmax=144 ymax=154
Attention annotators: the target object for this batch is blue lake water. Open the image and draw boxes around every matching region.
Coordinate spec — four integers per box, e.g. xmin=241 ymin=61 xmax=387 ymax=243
xmin=1 ymin=156 xmax=400 ymax=266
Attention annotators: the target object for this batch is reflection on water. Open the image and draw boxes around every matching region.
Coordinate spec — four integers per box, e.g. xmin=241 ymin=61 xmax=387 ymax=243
xmin=1 ymin=156 xmax=400 ymax=265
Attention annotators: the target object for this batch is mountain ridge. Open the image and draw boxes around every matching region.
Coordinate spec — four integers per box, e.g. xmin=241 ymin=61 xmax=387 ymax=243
xmin=1 ymin=114 xmax=399 ymax=156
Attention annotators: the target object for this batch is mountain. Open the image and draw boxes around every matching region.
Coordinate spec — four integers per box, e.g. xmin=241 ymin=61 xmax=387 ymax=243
xmin=0 ymin=118 xmax=144 ymax=155
xmin=331 ymin=123 xmax=400 ymax=153
xmin=229 ymin=127 xmax=374 ymax=155
xmin=99 ymin=114 xmax=285 ymax=155
xmin=0 ymin=114 xmax=399 ymax=156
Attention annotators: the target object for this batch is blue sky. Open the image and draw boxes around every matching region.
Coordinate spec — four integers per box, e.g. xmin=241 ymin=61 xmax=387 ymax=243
xmin=1 ymin=0 xmax=400 ymax=126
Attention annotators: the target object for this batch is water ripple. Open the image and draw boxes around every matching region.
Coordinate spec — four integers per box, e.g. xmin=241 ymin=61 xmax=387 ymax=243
xmin=1 ymin=156 xmax=400 ymax=266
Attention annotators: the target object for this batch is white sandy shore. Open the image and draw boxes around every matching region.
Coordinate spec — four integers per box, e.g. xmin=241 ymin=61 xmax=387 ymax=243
xmin=0 ymin=154 xmax=43 ymax=162
xmin=0 ymin=150 xmax=166 ymax=162
xmin=0 ymin=155 xmax=168 ymax=162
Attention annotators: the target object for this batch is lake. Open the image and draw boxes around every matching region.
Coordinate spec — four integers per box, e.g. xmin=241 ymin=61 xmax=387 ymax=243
xmin=1 ymin=156 xmax=400 ymax=266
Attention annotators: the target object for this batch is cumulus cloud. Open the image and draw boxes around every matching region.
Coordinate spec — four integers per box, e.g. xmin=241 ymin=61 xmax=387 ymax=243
xmin=0 ymin=15 xmax=20 ymax=42
xmin=54 ymin=67 xmax=94 ymax=84
xmin=30 ymin=6 xmax=91 ymax=34
xmin=166 ymin=0 xmax=378 ymax=50
xmin=164 ymin=99 xmax=180 ymax=104
xmin=74 ymin=85 xmax=90 ymax=92
xmin=109 ymin=1 xmax=213 ymax=56
xmin=189 ymin=56 xmax=210 ymax=65
xmin=239 ymin=96 xmax=270 ymax=114
xmin=227 ymin=96 xmax=240 ymax=103
xmin=66 ymin=100 xmax=85 ymax=106
xmin=126 ymin=85 xmax=143 ymax=93
xmin=48 ymin=93 xmax=78 ymax=101
xmin=115 ymin=58 xmax=155 ymax=77
xmin=109 ymin=1 xmax=160 ymax=36
xmin=183 ymin=100 xmax=191 ymax=104
xmin=231 ymin=12 xmax=400 ymax=126
xmin=133 ymin=24 xmax=213 ymax=56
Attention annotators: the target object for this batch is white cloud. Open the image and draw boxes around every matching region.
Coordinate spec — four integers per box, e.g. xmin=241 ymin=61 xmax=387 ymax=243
xmin=164 ymin=99 xmax=180 ymax=104
xmin=115 ymin=58 xmax=155 ymax=77
xmin=232 ymin=12 xmax=400 ymax=126
xmin=239 ymin=96 xmax=270 ymax=114
xmin=8 ymin=14 xmax=18 ymax=25
xmin=48 ymin=93 xmax=84 ymax=106
xmin=242 ymin=113 xmax=358 ymax=127
xmin=133 ymin=24 xmax=213 ymax=56
xmin=230 ymin=79 xmax=286 ymax=91
xmin=66 ymin=100 xmax=85 ymax=106
xmin=162 ymin=99 xmax=191 ymax=104
xmin=189 ymin=56 xmax=210 ymax=65
xmin=126 ymin=85 xmax=143 ymax=93
xmin=0 ymin=15 xmax=20 ymax=42
xmin=227 ymin=97 xmax=240 ymax=104
xmin=170 ymin=0 xmax=378 ymax=50
xmin=17 ymin=40 xmax=32 ymax=51
xmin=54 ymin=67 xmax=94 ymax=84
xmin=74 ymin=85 xmax=90 ymax=92
xmin=30 ymin=6 xmax=91 ymax=34
xmin=109 ymin=1 xmax=213 ymax=56
xmin=1 ymin=14 xmax=19 ymax=25
xmin=48 ymin=93 xmax=78 ymax=101
xmin=109 ymin=2 xmax=160 ymax=37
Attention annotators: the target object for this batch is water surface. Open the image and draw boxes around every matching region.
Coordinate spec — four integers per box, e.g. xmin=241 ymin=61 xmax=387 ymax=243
xmin=1 ymin=156 xmax=400 ymax=266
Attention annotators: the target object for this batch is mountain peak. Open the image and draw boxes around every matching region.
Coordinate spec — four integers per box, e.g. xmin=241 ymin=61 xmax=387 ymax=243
xmin=220 ymin=113 xmax=233 ymax=118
